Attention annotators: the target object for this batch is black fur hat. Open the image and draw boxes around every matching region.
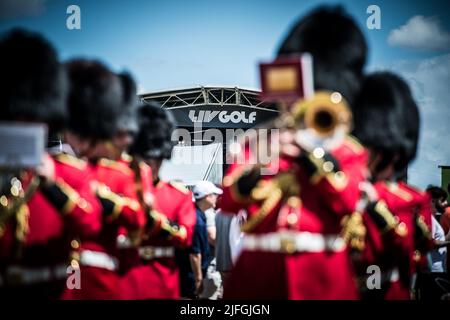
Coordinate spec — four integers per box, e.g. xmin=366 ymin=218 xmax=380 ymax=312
xmin=116 ymin=71 xmax=139 ymax=134
xmin=66 ymin=59 xmax=123 ymax=140
xmin=129 ymin=101 xmax=176 ymax=160
xmin=0 ymin=29 xmax=67 ymax=131
xmin=426 ymin=185 xmax=447 ymax=201
xmin=352 ymin=72 xmax=419 ymax=173
xmin=277 ymin=6 xmax=367 ymax=105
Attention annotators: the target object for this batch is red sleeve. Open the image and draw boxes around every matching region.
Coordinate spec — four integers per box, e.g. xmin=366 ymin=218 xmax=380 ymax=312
xmin=117 ymin=199 xmax=146 ymax=231
xmin=298 ymin=145 xmax=367 ymax=218
xmin=146 ymin=191 xmax=197 ymax=248
xmin=220 ymin=162 xmax=254 ymax=215
xmin=314 ymin=162 xmax=362 ymax=217
xmin=63 ymin=173 xmax=103 ymax=238
xmin=51 ymin=161 xmax=102 ymax=239
xmin=96 ymin=181 xmax=146 ymax=231
xmin=220 ymin=142 xmax=260 ymax=215
xmin=119 ymin=177 xmax=147 ymax=231
xmin=174 ymin=192 xmax=197 ymax=247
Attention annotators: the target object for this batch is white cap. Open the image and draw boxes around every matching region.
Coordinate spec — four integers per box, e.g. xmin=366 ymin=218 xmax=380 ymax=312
xmin=192 ymin=180 xmax=223 ymax=200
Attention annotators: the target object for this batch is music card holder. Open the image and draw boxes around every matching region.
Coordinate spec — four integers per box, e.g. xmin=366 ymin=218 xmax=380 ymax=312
xmin=0 ymin=122 xmax=47 ymax=170
xmin=259 ymin=53 xmax=314 ymax=105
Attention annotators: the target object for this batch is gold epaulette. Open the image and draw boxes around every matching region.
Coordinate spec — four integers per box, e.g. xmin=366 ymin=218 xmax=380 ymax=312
xmin=169 ymin=180 xmax=190 ymax=195
xmin=54 ymin=153 xmax=87 ymax=171
xmin=97 ymin=184 xmax=122 ymax=220
xmin=98 ymin=158 xmax=133 ymax=175
xmin=344 ymin=135 xmax=365 ymax=154
xmin=139 ymin=161 xmax=152 ymax=173
xmin=121 ymin=153 xmax=133 ymax=162
xmin=385 ymin=182 xmax=413 ymax=202
xmin=401 ymin=183 xmax=426 ymax=197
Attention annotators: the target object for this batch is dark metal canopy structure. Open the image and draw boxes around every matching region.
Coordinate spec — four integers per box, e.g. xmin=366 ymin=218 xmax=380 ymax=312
xmin=139 ymin=86 xmax=279 ymax=185
xmin=140 ymin=86 xmax=278 ymax=129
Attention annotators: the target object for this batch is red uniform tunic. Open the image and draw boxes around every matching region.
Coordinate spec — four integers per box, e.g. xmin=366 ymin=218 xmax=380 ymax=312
xmin=0 ymin=153 xmax=102 ymax=299
xmin=351 ymin=183 xmax=411 ymax=300
xmin=397 ymin=182 xmax=433 ymax=273
xmin=354 ymin=181 xmax=432 ymax=300
xmin=62 ymin=157 xmax=146 ymax=300
xmin=221 ymin=136 xmax=367 ymax=299
xmin=120 ymin=179 xmax=196 ymax=299
xmin=104 ymin=155 xmax=195 ymax=300
xmin=115 ymin=154 xmax=153 ymax=277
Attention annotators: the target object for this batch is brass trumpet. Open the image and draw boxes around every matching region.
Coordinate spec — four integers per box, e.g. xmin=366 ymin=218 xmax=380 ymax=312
xmin=229 ymin=91 xmax=352 ymax=164
xmin=290 ymin=91 xmax=352 ymax=152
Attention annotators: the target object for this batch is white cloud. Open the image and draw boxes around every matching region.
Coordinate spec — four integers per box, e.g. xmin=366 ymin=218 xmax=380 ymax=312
xmin=372 ymin=54 xmax=450 ymax=188
xmin=0 ymin=0 xmax=47 ymax=20
xmin=388 ymin=16 xmax=450 ymax=51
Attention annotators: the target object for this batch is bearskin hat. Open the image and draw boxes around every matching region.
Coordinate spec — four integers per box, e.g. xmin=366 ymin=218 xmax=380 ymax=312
xmin=352 ymin=72 xmax=419 ymax=173
xmin=116 ymin=71 xmax=139 ymax=134
xmin=426 ymin=185 xmax=447 ymax=201
xmin=276 ymin=6 xmax=367 ymax=106
xmin=66 ymin=59 xmax=124 ymax=140
xmin=0 ymin=29 xmax=67 ymax=132
xmin=129 ymin=101 xmax=176 ymax=160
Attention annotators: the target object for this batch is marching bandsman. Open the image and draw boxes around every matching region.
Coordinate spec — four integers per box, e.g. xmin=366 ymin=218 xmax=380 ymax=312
xmin=0 ymin=30 xmax=103 ymax=299
xmin=124 ymin=102 xmax=196 ymax=299
xmin=62 ymin=59 xmax=147 ymax=299
xmin=112 ymin=71 xmax=140 ymax=163
xmin=101 ymin=70 xmax=158 ymax=299
xmin=351 ymin=72 xmax=433 ymax=299
xmin=222 ymin=93 xmax=368 ymax=299
xmin=221 ymin=6 xmax=368 ymax=299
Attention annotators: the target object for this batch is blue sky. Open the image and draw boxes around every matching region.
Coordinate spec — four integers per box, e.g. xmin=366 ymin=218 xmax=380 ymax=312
xmin=1 ymin=0 xmax=449 ymax=188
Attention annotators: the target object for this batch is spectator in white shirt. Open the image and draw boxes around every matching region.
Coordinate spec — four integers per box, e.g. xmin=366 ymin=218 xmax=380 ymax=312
xmin=427 ymin=186 xmax=448 ymax=272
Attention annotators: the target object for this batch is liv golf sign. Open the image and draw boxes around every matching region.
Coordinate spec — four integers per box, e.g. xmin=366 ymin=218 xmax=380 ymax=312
xmin=170 ymin=105 xmax=277 ymax=128
xmin=188 ymin=110 xmax=257 ymax=124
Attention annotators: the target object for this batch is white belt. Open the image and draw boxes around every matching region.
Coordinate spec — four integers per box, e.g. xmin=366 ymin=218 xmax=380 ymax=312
xmin=79 ymin=250 xmax=119 ymax=271
xmin=139 ymin=246 xmax=175 ymax=260
xmin=0 ymin=263 xmax=68 ymax=286
xmin=241 ymin=231 xmax=346 ymax=254
xmin=116 ymin=234 xmax=135 ymax=249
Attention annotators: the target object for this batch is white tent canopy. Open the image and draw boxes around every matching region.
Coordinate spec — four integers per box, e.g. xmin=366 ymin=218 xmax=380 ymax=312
xmin=159 ymin=142 xmax=223 ymax=187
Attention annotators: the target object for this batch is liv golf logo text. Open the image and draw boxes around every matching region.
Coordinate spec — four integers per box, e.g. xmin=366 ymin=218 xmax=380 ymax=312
xmin=188 ymin=110 xmax=257 ymax=124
